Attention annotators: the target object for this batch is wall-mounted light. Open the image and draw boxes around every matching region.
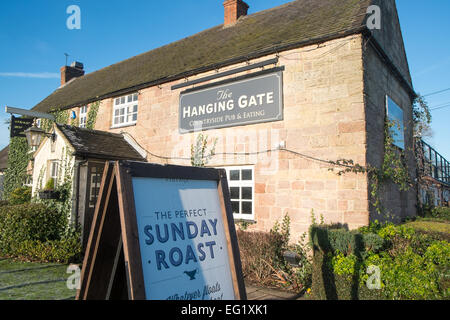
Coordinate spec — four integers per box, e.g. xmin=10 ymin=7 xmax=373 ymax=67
xmin=24 ymin=125 xmax=56 ymax=150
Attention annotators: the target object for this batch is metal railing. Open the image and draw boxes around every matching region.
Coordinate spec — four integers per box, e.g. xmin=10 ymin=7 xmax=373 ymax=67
xmin=416 ymin=139 xmax=450 ymax=185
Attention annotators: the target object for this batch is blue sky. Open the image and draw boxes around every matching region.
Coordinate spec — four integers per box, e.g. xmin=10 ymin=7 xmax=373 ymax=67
xmin=0 ymin=0 xmax=449 ymax=160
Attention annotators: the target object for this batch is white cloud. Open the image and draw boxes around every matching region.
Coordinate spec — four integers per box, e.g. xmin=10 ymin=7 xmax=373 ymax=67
xmin=0 ymin=72 xmax=59 ymax=79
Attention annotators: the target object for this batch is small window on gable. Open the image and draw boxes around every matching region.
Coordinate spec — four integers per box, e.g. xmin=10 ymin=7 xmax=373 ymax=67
xmin=112 ymin=93 xmax=139 ymax=128
xmin=386 ymin=96 xmax=405 ymax=150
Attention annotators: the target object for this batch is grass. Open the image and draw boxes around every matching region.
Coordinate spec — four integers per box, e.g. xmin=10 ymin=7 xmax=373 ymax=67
xmin=0 ymin=259 xmax=77 ymax=300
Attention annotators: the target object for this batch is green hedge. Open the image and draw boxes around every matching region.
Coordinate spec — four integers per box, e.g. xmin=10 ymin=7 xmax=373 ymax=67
xmin=310 ymin=223 xmax=450 ymax=300
xmin=310 ymin=225 xmax=385 ymax=300
xmin=0 ymin=203 xmax=81 ymax=263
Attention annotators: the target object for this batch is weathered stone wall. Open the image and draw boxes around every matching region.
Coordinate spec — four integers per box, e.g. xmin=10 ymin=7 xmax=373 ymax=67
xmin=363 ymin=37 xmax=417 ymax=223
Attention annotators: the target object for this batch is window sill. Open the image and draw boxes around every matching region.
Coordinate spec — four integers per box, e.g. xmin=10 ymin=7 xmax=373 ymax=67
xmin=110 ymin=123 xmax=137 ymax=130
xmin=233 ymin=218 xmax=257 ymax=225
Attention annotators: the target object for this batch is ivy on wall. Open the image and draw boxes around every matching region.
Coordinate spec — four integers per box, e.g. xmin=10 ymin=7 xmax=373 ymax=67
xmin=35 ymin=147 xmax=76 ymax=236
xmin=86 ymin=101 xmax=100 ymax=130
xmin=3 ymin=137 xmax=32 ymax=200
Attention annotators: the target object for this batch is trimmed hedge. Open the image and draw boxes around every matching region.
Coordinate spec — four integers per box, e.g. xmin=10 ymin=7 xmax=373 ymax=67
xmin=0 ymin=203 xmax=81 ymax=263
xmin=310 ymin=225 xmax=385 ymax=300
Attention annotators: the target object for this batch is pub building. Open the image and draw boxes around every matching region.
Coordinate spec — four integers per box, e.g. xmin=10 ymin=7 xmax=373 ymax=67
xmin=30 ymin=0 xmax=417 ymax=245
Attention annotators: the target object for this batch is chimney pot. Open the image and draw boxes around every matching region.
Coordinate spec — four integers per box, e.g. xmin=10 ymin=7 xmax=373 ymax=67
xmin=223 ymin=0 xmax=249 ymax=26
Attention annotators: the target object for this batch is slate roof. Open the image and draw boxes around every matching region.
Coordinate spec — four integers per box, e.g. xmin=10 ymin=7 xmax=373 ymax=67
xmin=0 ymin=146 xmax=9 ymax=171
xmin=33 ymin=0 xmax=372 ymax=113
xmin=57 ymin=125 xmax=146 ymax=161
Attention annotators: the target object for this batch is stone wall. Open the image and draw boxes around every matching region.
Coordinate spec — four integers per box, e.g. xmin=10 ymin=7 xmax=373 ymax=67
xmin=69 ymin=34 xmax=370 ymax=241
xmin=363 ymin=36 xmax=417 ymax=223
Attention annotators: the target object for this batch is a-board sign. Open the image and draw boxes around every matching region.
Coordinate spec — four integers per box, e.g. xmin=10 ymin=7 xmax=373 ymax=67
xmin=76 ymin=161 xmax=246 ymax=300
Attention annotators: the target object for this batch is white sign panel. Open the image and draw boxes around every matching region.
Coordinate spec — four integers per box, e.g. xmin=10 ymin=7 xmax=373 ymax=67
xmin=132 ymin=177 xmax=236 ymax=300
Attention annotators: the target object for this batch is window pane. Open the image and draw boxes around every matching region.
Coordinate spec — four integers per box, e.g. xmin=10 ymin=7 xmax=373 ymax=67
xmin=133 ymin=94 xmax=138 ymax=101
xmin=242 ymin=169 xmax=252 ymax=181
xmin=115 ymin=98 xmax=120 ymax=105
xmin=230 ymin=187 xmax=240 ymax=199
xmin=242 ymin=187 xmax=252 ymax=200
xmin=241 ymin=202 xmax=252 ymax=214
xmin=133 ymin=105 xmax=138 ymax=112
xmin=231 ymin=201 xmax=240 ymax=214
xmin=120 ymin=97 xmax=125 ymax=104
xmin=127 ymin=95 xmax=132 ymax=103
xmin=230 ymin=170 xmax=240 ymax=181
xmin=132 ymin=114 xmax=137 ymax=121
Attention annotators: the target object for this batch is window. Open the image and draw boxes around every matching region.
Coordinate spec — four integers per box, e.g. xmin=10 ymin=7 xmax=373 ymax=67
xmin=220 ymin=166 xmax=254 ymax=220
xmin=79 ymin=106 xmax=88 ymax=128
xmin=386 ymin=96 xmax=405 ymax=150
xmin=88 ymin=166 xmax=102 ymax=208
xmin=49 ymin=161 xmax=59 ymax=181
xmin=112 ymin=93 xmax=139 ymax=127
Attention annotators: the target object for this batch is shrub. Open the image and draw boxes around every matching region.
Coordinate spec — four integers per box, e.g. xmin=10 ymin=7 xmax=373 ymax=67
xmin=0 ymin=203 xmax=81 ymax=263
xmin=44 ymin=178 xmax=55 ymax=190
xmin=311 ymin=222 xmax=450 ymax=300
xmin=8 ymin=186 xmax=32 ymax=205
xmin=237 ymin=230 xmax=285 ymax=286
xmin=236 ymin=214 xmax=313 ymax=293
xmin=10 ymin=234 xmax=82 ymax=264
xmin=430 ymin=207 xmax=450 ymax=221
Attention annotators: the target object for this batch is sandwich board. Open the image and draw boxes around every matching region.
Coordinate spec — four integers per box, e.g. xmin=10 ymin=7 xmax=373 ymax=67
xmin=76 ymin=161 xmax=246 ymax=300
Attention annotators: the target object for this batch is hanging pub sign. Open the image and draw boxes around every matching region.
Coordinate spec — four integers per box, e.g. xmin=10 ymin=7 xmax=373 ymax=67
xmin=10 ymin=115 xmax=34 ymax=138
xmin=179 ymin=69 xmax=284 ymax=133
xmin=77 ymin=161 xmax=246 ymax=300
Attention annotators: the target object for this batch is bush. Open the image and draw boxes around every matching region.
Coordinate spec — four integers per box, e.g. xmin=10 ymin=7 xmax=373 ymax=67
xmin=237 ymin=214 xmax=313 ymax=293
xmin=0 ymin=203 xmax=81 ymax=263
xmin=10 ymin=235 xmax=82 ymax=264
xmin=8 ymin=186 xmax=32 ymax=205
xmin=237 ymin=230 xmax=285 ymax=286
xmin=310 ymin=222 xmax=450 ymax=300
xmin=430 ymin=207 xmax=450 ymax=221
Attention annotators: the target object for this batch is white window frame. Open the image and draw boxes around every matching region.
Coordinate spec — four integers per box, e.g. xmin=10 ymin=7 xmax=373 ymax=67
xmin=386 ymin=95 xmax=405 ymax=150
xmin=79 ymin=106 xmax=88 ymax=128
xmin=219 ymin=165 xmax=255 ymax=221
xmin=49 ymin=160 xmax=59 ymax=182
xmin=112 ymin=93 xmax=139 ymax=128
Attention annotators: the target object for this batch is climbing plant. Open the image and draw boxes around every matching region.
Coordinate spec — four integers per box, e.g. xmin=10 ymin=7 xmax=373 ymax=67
xmin=34 ymin=147 xmax=76 ymax=237
xmin=191 ymin=133 xmax=217 ymax=167
xmin=3 ymin=137 xmax=32 ymax=200
xmin=86 ymin=101 xmax=100 ymax=129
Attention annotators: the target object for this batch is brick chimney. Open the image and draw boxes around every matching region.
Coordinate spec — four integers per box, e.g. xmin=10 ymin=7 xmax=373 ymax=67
xmin=223 ymin=0 xmax=249 ymax=26
xmin=60 ymin=61 xmax=85 ymax=86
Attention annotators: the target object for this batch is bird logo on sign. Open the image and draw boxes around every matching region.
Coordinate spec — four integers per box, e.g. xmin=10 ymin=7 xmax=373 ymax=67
xmin=184 ymin=269 xmax=198 ymax=281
